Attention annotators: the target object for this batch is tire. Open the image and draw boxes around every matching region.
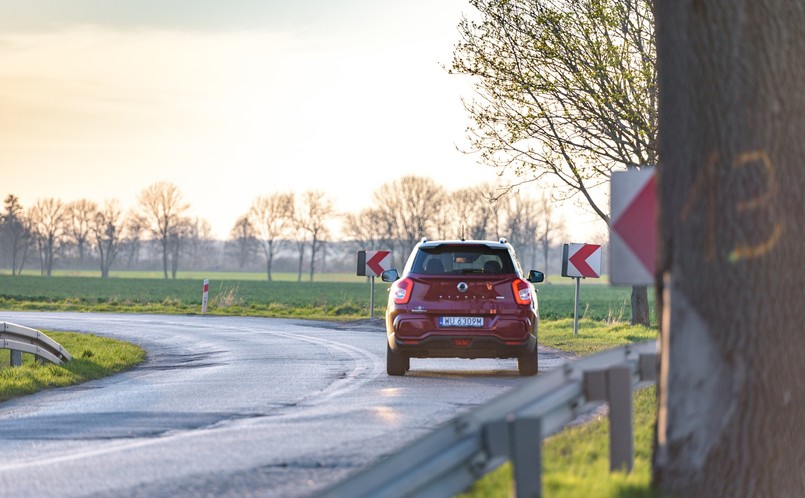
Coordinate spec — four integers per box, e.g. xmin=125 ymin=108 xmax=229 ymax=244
xmin=517 ymin=350 xmax=538 ymax=376
xmin=387 ymin=343 xmax=407 ymax=376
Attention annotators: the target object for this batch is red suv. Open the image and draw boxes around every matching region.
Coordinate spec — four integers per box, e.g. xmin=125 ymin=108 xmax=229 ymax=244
xmin=381 ymin=238 xmax=544 ymax=376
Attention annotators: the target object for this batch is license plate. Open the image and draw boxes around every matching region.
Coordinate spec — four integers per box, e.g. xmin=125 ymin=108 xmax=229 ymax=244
xmin=439 ymin=316 xmax=484 ymax=327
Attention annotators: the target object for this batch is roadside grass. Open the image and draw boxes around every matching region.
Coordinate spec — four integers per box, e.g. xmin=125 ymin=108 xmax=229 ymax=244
xmin=459 ymin=321 xmax=661 ymax=498
xmin=541 ymin=318 xmax=658 ymax=355
xmin=0 ymin=331 xmax=145 ymax=403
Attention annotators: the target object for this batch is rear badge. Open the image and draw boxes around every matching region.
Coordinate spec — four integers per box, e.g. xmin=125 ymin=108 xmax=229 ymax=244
xmin=457 ymin=282 xmax=468 ymax=292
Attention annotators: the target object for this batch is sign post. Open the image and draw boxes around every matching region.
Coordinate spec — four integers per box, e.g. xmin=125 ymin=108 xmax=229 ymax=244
xmin=357 ymin=250 xmax=392 ymax=318
xmin=201 ymin=279 xmax=209 ymax=315
xmin=561 ymin=243 xmax=602 ymax=336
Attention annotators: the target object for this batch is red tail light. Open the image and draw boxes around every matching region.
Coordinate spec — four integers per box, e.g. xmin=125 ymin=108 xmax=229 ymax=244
xmin=392 ymin=278 xmax=414 ymax=304
xmin=512 ymin=278 xmax=533 ymax=305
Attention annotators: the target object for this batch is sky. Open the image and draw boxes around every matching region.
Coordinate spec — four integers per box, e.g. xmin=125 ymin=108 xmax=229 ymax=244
xmin=0 ymin=0 xmax=603 ymax=241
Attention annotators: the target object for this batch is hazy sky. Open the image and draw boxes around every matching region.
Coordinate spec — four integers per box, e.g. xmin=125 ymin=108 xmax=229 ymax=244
xmin=0 ymin=1 xmax=600 ymax=240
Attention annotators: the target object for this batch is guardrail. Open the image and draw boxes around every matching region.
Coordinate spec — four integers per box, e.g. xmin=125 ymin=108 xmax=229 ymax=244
xmin=1 ymin=321 xmax=73 ymax=367
xmin=320 ymin=340 xmax=658 ymax=498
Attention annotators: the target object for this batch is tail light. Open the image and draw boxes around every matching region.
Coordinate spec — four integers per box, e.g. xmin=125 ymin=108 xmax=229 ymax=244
xmin=512 ymin=278 xmax=533 ymax=305
xmin=392 ymin=278 xmax=414 ymax=305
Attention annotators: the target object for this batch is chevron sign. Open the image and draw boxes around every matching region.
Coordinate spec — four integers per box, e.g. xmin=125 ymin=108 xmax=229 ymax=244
xmin=356 ymin=250 xmax=392 ymax=277
xmin=562 ymin=243 xmax=602 ymax=279
xmin=610 ymin=169 xmax=656 ymax=285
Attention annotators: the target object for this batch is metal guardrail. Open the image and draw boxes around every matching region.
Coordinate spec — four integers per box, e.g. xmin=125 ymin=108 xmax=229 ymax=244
xmin=319 ymin=340 xmax=658 ymax=498
xmin=1 ymin=321 xmax=73 ymax=366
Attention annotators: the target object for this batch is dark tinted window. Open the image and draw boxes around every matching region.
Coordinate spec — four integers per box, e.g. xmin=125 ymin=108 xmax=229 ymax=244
xmin=410 ymin=245 xmax=515 ymax=275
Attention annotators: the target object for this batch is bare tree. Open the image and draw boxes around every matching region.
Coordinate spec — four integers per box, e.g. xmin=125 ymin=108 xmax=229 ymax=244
xmin=535 ymin=192 xmax=564 ymax=277
xmin=296 ymin=191 xmax=334 ymax=282
xmin=64 ymin=199 xmax=98 ymax=267
xmin=452 ymin=0 xmax=656 ymax=325
xmin=293 ymin=225 xmax=306 ymax=283
xmin=248 ymin=193 xmax=294 ymax=280
xmin=168 ymin=217 xmax=195 ymax=279
xmin=372 ymin=176 xmax=446 ymax=263
xmin=342 ymin=209 xmax=382 ymax=252
xmin=0 ymin=194 xmax=31 ymax=275
xmin=501 ymin=192 xmax=539 ymax=262
xmin=137 ymin=182 xmax=189 ymax=279
xmin=654 ymin=1 xmax=804 ymax=496
xmin=182 ymin=217 xmax=214 ymax=270
xmin=229 ymin=215 xmax=257 ymax=270
xmin=122 ymin=214 xmax=145 ymax=270
xmin=92 ymin=200 xmax=125 ymax=278
xmin=443 ymin=184 xmax=499 ymax=240
xmin=29 ymin=198 xmax=65 ymax=277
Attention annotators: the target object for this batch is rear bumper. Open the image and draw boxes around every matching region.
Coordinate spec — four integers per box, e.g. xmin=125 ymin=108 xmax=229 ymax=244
xmin=389 ymin=333 xmax=536 ymax=359
xmin=386 ymin=307 xmax=538 ymax=359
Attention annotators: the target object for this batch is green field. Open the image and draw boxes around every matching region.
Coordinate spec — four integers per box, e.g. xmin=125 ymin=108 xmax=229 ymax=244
xmin=0 ymin=273 xmax=656 ymax=324
xmin=6 ymin=269 xmax=366 ymax=282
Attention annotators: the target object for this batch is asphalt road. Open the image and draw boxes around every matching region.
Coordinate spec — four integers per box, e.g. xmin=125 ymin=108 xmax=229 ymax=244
xmin=0 ymin=312 xmax=571 ymax=497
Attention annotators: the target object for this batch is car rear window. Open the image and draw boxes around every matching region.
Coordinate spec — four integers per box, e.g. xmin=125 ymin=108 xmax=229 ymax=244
xmin=410 ymin=245 xmax=515 ymax=275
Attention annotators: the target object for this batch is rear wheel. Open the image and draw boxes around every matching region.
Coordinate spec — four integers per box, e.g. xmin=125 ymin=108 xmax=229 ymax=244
xmin=387 ymin=344 xmax=408 ymax=376
xmin=517 ymin=351 xmax=538 ymax=376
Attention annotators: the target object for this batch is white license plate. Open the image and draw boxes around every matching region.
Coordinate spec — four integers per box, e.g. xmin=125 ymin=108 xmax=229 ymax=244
xmin=439 ymin=316 xmax=484 ymax=327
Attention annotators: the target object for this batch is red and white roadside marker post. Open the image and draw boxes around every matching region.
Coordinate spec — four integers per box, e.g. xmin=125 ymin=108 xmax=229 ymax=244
xmin=357 ymin=250 xmax=392 ymax=318
xmin=561 ymin=243 xmax=603 ymax=336
xmin=201 ymin=279 xmax=209 ymax=315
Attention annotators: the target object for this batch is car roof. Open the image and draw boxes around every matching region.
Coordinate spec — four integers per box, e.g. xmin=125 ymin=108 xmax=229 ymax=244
xmin=416 ymin=239 xmax=511 ymax=250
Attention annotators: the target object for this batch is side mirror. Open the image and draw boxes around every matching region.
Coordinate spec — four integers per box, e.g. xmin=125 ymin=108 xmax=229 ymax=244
xmin=381 ymin=269 xmax=400 ymax=282
xmin=527 ymin=270 xmax=545 ymax=283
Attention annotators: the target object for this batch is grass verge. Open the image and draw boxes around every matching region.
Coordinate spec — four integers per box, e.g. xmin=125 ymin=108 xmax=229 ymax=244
xmin=541 ymin=318 xmax=657 ymax=355
xmin=0 ymin=331 xmax=146 ymax=403
xmin=459 ymin=321 xmax=663 ymax=498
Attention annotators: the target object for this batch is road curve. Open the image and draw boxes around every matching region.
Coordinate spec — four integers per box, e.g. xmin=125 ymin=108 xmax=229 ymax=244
xmin=0 ymin=312 xmax=570 ymax=497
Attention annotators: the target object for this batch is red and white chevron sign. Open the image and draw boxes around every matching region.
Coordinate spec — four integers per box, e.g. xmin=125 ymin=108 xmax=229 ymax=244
xmin=357 ymin=250 xmax=392 ymax=277
xmin=562 ymin=243 xmax=602 ymax=278
xmin=610 ymin=169 xmax=656 ymax=285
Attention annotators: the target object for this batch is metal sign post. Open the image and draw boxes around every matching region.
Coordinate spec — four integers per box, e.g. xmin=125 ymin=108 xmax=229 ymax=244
xmin=562 ymin=243 xmax=602 ymax=337
xmin=369 ymin=276 xmax=376 ymax=319
xmin=573 ymin=276 xmax=581 ymax=336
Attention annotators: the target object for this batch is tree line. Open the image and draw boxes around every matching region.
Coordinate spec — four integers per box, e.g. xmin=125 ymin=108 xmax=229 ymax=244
xmin=0 ymin=177 xmax=565 ymax=280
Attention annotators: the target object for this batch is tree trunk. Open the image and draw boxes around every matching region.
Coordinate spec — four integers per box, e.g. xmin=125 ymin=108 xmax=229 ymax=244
xmin=630 ymin=285 xmax=649 ymax=325
xmin=654 ymin=1 xmax=805 ymax=496
xmin=161 ymin=240 xmax=169 ymax=279
xmin=170 ymin=240 xmax=179 ymax=279
xmin=309 ymin=235 xmax=317 ymax=282
xmin=296 ymin=242 xmax=305 ymax=283
xmin=265 ymin=240 xmax=273 ymax=282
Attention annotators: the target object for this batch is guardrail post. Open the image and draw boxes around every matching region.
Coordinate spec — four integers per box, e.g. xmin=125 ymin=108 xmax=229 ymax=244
xmin=584 ymin=365 xmax=634 ymax=473
xmin=11 ymin=349 xmax=22 ymax=367
xmin=639 ymin=352 xmax=658 ymax=381
xmin=607 ymin=365 xmax=633 ymax=473
xmin=509 ymin=416 xmax=542 ymax=498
